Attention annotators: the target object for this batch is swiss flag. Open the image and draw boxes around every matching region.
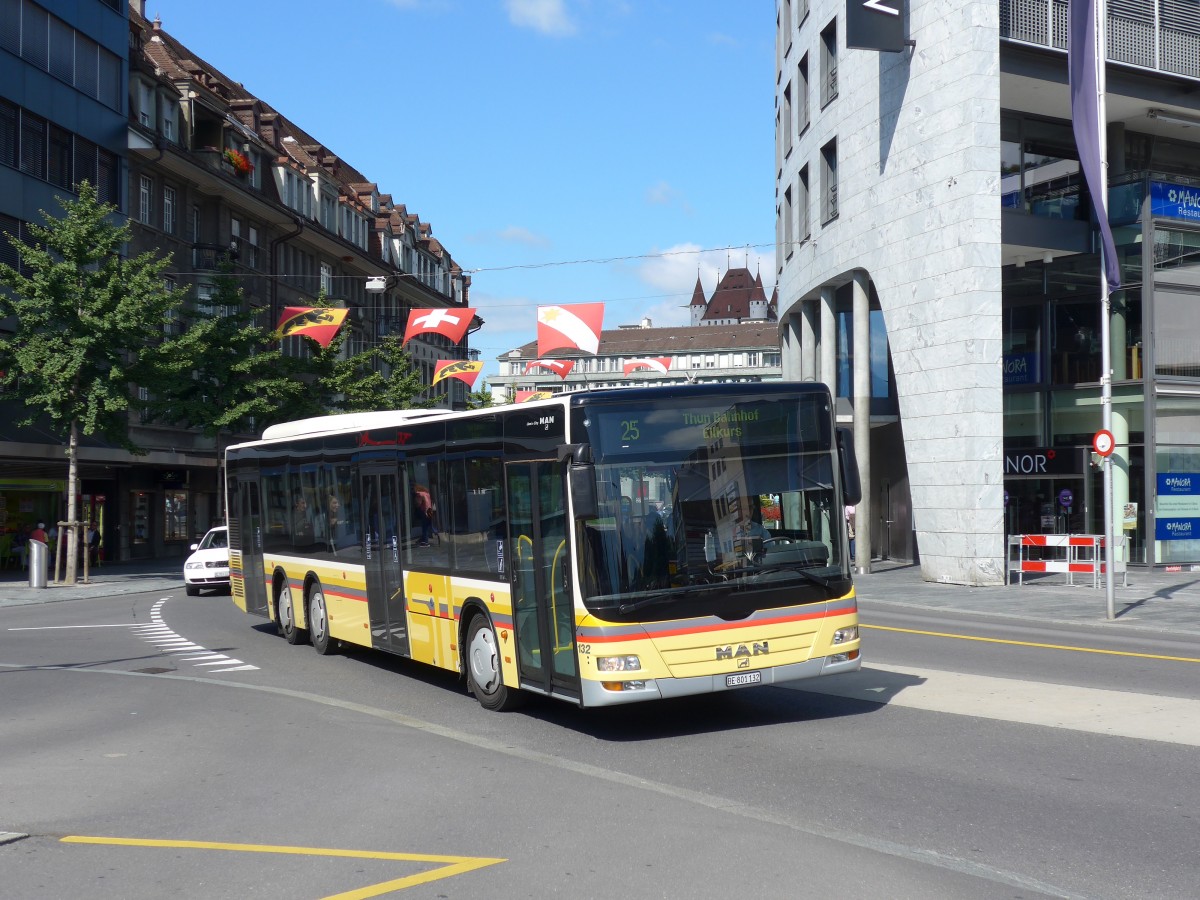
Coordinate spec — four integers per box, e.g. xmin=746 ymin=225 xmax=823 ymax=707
xmin=523 ymin=359 xmax=576 ymax=380
xmin=537 ymin=303 xmax=604 ymax=356
xmin=403 ymin=307 xmax=475 ymax=345
xmin=623 ymin=357 xmax=672 ymax=376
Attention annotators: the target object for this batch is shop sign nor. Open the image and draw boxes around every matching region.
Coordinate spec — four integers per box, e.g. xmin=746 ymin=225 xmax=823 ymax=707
xmin=1003 ymin=447 xmax=1078 ymax=476
xmin=1155 ymin=473 xmax=1200 ymax=542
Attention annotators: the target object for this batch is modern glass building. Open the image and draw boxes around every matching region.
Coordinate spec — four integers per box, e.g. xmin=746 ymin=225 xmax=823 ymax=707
xmin=775 ymin=0 xmax=1200 ymax=583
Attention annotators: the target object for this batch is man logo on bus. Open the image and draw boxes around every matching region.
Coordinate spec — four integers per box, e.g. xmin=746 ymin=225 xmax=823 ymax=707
xmin=716 ymin=642 xmax=769 ymax=661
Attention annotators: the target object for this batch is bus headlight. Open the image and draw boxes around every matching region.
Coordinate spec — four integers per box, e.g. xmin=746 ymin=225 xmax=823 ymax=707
xmin=596 ymin=655 xmax=641 ymax=672
xmin=832 ymin=625 xmax=859 ymax=644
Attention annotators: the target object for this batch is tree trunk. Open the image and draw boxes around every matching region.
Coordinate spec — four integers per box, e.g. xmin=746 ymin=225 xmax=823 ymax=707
xmin=64 ymin=420 xmax=80 ymax=585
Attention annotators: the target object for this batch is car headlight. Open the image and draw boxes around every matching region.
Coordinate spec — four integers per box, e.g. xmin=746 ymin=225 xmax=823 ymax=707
xmin=185 ymin=561 xmax=202 ymax=571
xmin=596 ymin=655 xmax=641 ymax=673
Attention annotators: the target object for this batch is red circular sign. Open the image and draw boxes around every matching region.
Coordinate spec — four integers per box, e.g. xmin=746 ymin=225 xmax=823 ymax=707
xmin=1093 ymin=429 xmax=1115 ymax=457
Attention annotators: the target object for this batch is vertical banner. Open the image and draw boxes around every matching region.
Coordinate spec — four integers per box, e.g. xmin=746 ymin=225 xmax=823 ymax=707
xmin=1068 ymin=0 xmax=1121 ymax=292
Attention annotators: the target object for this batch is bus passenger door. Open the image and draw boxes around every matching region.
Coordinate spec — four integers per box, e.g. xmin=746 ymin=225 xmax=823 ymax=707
xmin=505 ymin=460 xmax=579 ymax=699
xmin=234 ymin=476 xmax=267 ymax=617
xmin=361 ymin=468 xmax=408 ymax=655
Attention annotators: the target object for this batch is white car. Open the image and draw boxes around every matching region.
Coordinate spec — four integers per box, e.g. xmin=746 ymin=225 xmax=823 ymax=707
xmin=183 ymin=526 xmax=230 ymax=596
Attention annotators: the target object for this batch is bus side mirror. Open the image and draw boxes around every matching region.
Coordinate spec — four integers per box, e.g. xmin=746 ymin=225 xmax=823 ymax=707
xmin=837 ymin=427 xmax=862 ymax=506
xmin=569 ymin=464 xmax=598 ymax=520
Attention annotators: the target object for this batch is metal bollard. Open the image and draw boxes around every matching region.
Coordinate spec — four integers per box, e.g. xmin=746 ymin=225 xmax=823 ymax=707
xmin=28 ymin=539 xmax=48 ymax=588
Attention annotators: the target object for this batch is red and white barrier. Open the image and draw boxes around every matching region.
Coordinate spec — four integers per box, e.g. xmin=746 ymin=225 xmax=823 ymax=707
xmin=1007 ymin=534 xmax=1128 ymax=587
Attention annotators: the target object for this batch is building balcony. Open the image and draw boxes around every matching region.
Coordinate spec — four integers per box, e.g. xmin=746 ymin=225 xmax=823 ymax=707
xmin=192 ymin=244 xmax=237 ymax=271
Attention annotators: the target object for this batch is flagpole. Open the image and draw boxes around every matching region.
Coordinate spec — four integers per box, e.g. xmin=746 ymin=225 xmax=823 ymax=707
xmin=1095 ymin=4 xmax=1116 ymax=620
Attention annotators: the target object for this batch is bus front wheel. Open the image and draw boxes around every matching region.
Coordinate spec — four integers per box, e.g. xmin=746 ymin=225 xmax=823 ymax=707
xmin=278 ymin=583 xmax=306 ymax=645
xmin=466 ymin=616 xmax=522 ymax=711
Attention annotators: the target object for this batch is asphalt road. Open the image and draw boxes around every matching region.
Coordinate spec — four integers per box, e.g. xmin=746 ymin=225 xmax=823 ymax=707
xmin=2 ymin=584 xmax=1198 ymax=899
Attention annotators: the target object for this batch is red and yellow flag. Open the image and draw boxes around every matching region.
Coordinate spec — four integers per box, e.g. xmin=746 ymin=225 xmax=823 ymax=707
xmin=515 ymin=390 xmax=553 ymax=403
xmin=523 ymin=359 xmax=575 ymax=380
xmin=433 ymin=359 xmax=484 ymax=388
xmin=277 ymin=307 xmax=349 ymax=348
xmin=623 ymin=357 xmax=672 ymax=376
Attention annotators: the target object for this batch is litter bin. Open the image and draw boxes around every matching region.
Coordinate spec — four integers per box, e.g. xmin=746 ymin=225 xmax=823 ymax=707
xmin=28 ymin=538 xmax=48 ymax=588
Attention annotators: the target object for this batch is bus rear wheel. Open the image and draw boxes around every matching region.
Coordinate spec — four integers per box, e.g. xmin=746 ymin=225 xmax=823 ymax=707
xmin=466 ymin=616 xmax=522 ymax=711
xmin=278 ymin=583 xmax=306 ymax=645
xmin=308 ymin=585 xmax=336 ymax=655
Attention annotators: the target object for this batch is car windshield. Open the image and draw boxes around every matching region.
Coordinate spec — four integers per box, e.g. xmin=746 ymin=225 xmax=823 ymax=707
xmin=198 ymin=530 xmax=228 ymax=551
xmin=575 ymin=394 xmax=847 ymax=617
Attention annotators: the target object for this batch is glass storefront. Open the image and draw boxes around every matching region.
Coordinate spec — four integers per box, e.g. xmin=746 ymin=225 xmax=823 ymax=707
xmin=1154 ymin=395 xmax=1200 ymax=565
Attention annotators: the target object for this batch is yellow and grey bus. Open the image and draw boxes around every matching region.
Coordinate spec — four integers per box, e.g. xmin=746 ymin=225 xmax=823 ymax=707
xmin=225 ymin=382 xmax=862 ymax=710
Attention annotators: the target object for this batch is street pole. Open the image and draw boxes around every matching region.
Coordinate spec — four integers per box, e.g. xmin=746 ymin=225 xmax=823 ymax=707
xmin=1095 ymin=8 xmax=1116 ymax=620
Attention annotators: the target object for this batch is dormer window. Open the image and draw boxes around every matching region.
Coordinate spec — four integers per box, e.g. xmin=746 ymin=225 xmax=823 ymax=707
xmin=137 ymin=81 xmax=155 ymax=128
xmin=162 ymin=98 xmax=178 ymax=143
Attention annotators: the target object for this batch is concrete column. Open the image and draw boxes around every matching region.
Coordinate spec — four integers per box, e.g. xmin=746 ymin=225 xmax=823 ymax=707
xmin=852 ymin=271 xmax=871 ymax=574
xmin=1110 ymin=295 xmax=1130 ymax=557
xmin=819 ymin=286 xmax=836 ymax=390
xmin=801 ymin=298 xmax=818 ymax=382
xmin=782 ymin=315 xmax=804 ymax=381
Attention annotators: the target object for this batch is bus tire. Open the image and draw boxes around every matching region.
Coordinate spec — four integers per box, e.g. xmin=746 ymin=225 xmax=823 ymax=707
xmin=278 ymin=582 xmax=306 ymax=645
xmin=308 ymin=584 xmax=336 ymax=655
xmin=465 ymin=615 xmax=523 ymax=711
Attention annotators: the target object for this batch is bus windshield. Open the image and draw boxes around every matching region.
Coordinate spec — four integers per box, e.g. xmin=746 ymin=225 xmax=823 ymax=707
xmin=574 ymin=393 xmax=847 ymax=616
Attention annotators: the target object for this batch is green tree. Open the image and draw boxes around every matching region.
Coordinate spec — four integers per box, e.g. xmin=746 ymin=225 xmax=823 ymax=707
xmin=145 ymin=265 xmax=316 ymax=433
xmin=466 ymin=379 xmax=494 ymax=409
xmin=0 ymin=183 xmax=196 ymax=584
xmin=317 ymin=332 xmax=431 ymax=413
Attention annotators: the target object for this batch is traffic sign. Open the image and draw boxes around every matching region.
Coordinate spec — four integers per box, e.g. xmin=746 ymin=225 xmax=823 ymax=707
xmin=1093 ymin=429 xmax=1115 ymax=457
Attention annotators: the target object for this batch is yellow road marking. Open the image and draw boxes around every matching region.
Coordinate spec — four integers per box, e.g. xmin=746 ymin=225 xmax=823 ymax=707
xmin=60 ymin=836 xmax=505 ymax=899
xmin=861 ymin=624 xmax=1200 ymax=663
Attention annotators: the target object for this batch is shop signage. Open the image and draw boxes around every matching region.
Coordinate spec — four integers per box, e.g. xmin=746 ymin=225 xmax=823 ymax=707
xmin=1058 ymin=488 xmax=1073 ymax=509
xmin=1003 ymin=352 xmax=1039 ymax=386
xmin=1155 ymin=473 xmax=1200 ymax=541
xmin=1150 ymin=181 xmax=1200 ymax=223
xmin=1003 ymin=447 xmax=1079 ymax=476
xmin=846 ymin=0 xmax=907 ymax=52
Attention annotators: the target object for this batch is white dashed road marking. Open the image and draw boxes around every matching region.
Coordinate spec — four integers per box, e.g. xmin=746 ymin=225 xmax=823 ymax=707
xmin=130 ymin=599 xmax=259 ymax=673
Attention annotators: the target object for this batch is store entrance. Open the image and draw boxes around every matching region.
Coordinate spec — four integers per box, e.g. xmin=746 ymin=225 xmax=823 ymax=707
xmin=1005 ymin=477 xmax=1086 ymax=537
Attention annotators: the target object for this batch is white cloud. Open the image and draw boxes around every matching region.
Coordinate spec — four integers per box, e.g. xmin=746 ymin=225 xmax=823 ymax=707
xmin=505 ymin=0 xmax=577 ymax=36
xmin=645 ymin=181 xmax=673 ymax=206
xmin=645 ymin=180 xmax=694 ymax=215
xmin=497 ymin=225 xmax=551 ymax=247
xmin=708 ymin=32 xmax=741 ymax=48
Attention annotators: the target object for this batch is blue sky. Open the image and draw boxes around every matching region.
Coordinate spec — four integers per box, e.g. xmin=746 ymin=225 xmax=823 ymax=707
xmin=146 ymin=0 xmax=777 ymax=381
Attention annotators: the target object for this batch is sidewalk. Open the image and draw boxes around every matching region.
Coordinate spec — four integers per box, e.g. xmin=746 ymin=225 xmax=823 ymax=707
xmin=855 ymin=560 xmax=1200 ymax=636
xmin=4 ymin=555 xmax=1200 ymax=637
xmin=0 ymin=558 xmax=184 ymax=607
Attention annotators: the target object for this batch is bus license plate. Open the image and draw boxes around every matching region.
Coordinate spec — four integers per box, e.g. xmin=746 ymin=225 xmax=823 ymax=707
xmin=726 ymin=671 xmax=762 ymax=688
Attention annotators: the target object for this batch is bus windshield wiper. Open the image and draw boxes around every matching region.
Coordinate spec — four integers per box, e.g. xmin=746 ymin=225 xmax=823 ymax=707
xmin=616 ymin=581 xmax=725 ymax=614
xmin=724 ymin=564 xmax=835 ymax=589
